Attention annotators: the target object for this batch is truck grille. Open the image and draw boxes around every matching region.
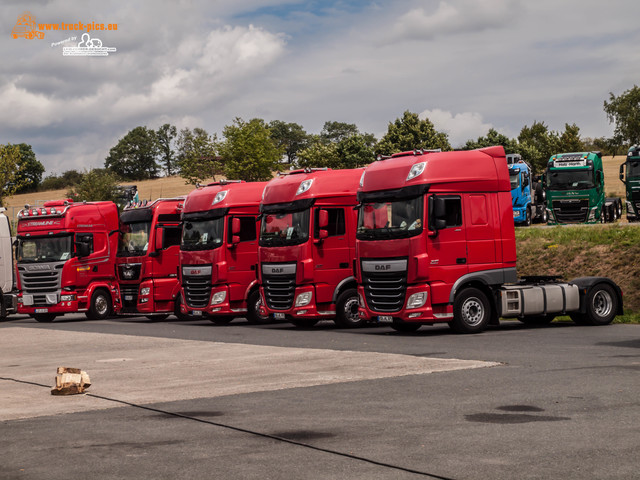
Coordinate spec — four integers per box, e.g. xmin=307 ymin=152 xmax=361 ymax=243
xmin=263 ymin=275 xmax=296 ymax=310
xmin=183 ymin=275 xmax=212 ymax=308
xmin=18 ymin=265 xmax=62 ymax=306
xmin=120 ymin=285 xmax=139 ymax=312
xmin=552 ymin=199 xmax=589 ymax=223
xmin=362 ymin=271 xmax=407 ymax=312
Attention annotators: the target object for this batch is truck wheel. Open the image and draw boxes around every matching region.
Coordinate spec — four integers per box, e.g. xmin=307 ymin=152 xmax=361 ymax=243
xmin=291 ymin=318 xmax=319 ymax=328
xmin=334 ymin=289 xmax=366 ymax=328
xmin=617 ymin=199 xmax=622 ymax=218
xmin=572 ymin=283 xmax=618 ymax=326
xmin=33 ymin=313 xmax=56 ymax=323
xmin=86 ymin=289 xmax=112 ymax=320
xmin=519 ymin=314 xmax=555 ymax=325
xmin=541 ymin=209 xmax=548 ymax=223
xmin=449 ymin=287 xmax=490 ymax=334
xmin=246 ymin=289 xmax=270 ymax=325
xmin=173 ymin=295 xmax=191 ymax=321
xmin=525 ymin=207 xmax=531 ymax=227
xmin=390 ymin=321 xmax=421 ymax=332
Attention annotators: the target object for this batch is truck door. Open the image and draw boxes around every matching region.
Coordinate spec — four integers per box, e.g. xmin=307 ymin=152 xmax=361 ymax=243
xmin=152 ymin=225 xmax=182 ymax=302
xmin=426 ymin=195 xmax=468 ymax=305
xmin=312 ymin=207 xmax=351 ymax=305
xmin=463 ymin=193 xmax=496 ymax=268
xmin=226 ymin=215 xmax=259 ymax=304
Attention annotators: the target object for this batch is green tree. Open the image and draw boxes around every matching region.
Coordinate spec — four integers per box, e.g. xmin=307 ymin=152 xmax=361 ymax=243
xmin=156 ymin=124 xmax=178 ymax=176
xmin=177 ymin=127 xmax=219 ymax=185
xmin=603 ymin=85 xmax=640 ymax=146
xmin=105 ymin=126 xmax=160 ymax=180
xmin=336 ymin=134 xmax=375 ymax=168
xmin=0 ymin=144 xmax=29 ymax=207
xmin=557 ymin=123 xmax=584 ymax=153
xmin=463 ymin=128 xmax=518 ymax=152
xmin=320 ymin=121 xmax=360 ymax=143
xmin=517 ymin=121 xmax=560 ymax=173
xmin=297 ymin=137 xmax=340 ymax=168
xmin=268 ymin=120 xmax=310 ymax=165
xmin=66 ymin=169 xmax=120 ymax=203
xmin=40 ymin=170 xmax=85 ymax=191
xmin=218 ymin=118 xmax=283 ymax=182
xmin=376 ymin=111 xmax=451 ymax=155
xmin=14 ymin=144 xmax=45 ymax=193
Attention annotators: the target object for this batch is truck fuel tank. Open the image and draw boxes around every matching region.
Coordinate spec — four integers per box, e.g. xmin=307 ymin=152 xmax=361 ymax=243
xmin=500 ymin=283 xmax=580 ymax=317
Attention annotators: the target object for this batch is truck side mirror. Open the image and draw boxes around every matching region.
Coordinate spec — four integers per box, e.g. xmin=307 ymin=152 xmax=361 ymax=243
xmin=231 ymin=217 xmax=241 ymax=235
xmin=620 ymin=164 xmax=626 ymax=183
xmin=428 ymin=196 xmax=446 ymax=236
xmin=75 ymin=241 xmax=90 ymax=258
xmin=318 ymin=209 xmax=329 ymax=229
xmin=155 ymin=228 xmax=164 ymax=251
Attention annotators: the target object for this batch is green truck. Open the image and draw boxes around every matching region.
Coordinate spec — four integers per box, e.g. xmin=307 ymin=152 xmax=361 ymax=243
xmin=545 ymin=151 xmax=621 ymax=224
xmin=619 ymin=145 xmax=640 ymax=222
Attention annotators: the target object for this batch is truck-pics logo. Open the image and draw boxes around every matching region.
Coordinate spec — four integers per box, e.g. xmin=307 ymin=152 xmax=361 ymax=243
xmin=12 ymin=11 xmax=44 ymax=39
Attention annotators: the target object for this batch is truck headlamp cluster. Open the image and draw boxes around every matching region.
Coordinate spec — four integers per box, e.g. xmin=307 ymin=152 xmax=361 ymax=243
xmin=140 ymin=287 xmax=151 ymax=296
xmin=212 ymin=190 xmax=228 ymax=206
xmin=295 ymin=291 xmax=312 ymax=307
xmin=296 ymin=179 xmax=314 ymax=195
xmin=210 ymin=291 xmax=226 ymax=305
xmin=407 ymin=162 xmax=426 ymax=181
xmin=588 ymin=207 xmax=598 ymax=222
xmin=406 ymin=291 xmax=427 ymax=309
xmin=60 ymin=294 xmax=76 ymax=302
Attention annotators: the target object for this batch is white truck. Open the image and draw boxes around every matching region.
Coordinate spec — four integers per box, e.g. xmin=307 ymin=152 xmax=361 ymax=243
xmin=0 ymin=208 xmax=17 ymax=320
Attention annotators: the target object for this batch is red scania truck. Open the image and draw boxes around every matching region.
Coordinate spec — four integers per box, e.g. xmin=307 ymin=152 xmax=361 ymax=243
xmin=355 ymin=147 xmax=623 ymax=333
xmin=16 ymin=200 xmax=121 ymax=322
xmin=178 ymin=180 xmax=268 ymax=324
xmin=258 ymin=168 xmax=363 ymax=328
xmin=117 ymin=198 xmax=184 ymax=319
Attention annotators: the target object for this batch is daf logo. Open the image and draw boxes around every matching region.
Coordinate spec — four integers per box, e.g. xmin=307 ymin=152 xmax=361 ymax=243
xmin=271 ymin=268 xmax=284 ymax=273
xmin=375 ymin=264 xmax=391 ymax=271
xmin=190 ymin=269 xmax=201 ymax=275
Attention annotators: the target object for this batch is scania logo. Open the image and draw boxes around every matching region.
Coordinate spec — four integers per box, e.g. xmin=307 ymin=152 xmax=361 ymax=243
xmin=375 ymin=264 xmax=391 ymax=271
xmin=27 ymin=264 xmax=51 ymax=271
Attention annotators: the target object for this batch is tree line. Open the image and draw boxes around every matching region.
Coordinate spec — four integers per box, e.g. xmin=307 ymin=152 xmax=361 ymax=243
xmin=2 ymin=84 xmax=639 ymax=205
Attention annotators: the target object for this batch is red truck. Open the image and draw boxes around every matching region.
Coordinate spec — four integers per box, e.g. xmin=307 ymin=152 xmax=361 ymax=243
xmin=179 ymin=180 xmax=268 ymax=324
xmin=258 ymin=168 xmax=363 ymax=328
xmin=355 ymin=147 xmax=623 ymax=333
xmin=117 ymin=198 xmax=184 ymax=320
xmin=16 ymin=200 xmax=121 ymax=322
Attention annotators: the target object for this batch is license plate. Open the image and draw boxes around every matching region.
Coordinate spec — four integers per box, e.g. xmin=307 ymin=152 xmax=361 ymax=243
xmin=378 ymin=315 xmax=393 ymax=322
xmin=35 ymin=308 xmax=48 ymax=313
xmin=191 ymin=310 xmax=203 ymax=316
xmin=273 ymin=312 xmax=285 ymax=319
xmin=124 ymin=295 xmax=133 ymax=301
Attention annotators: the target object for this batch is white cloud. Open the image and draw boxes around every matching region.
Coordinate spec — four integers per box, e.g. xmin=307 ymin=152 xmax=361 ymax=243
xmin=420 ymin=109 xmax=493 ymax=148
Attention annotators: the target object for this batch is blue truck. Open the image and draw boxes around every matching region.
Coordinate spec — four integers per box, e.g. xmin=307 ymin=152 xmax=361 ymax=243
xmin=507 ymin=154 xmax=547 ymax=226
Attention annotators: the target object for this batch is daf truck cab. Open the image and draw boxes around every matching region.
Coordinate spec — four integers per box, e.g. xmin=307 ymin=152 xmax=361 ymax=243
xmin=179 ymin=180 xmax=268 ymax=324
xmin=258 ymin=168 xmax=363 ymax=328
xmin=355 ymin=147 xmax=622 ymax=334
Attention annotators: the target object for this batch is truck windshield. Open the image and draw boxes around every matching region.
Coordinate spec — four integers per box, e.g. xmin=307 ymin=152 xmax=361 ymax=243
xmin=118 ymin=221 xmax=151 ymax=256
xmin=17 ymin=234 xmax=72 ymax=263
xmin=547 ymin=170 xmax=595 ymax=190
xmin=627 ymin=160 xmax=640 ymax=178
xmin=181 ymin=217 xmax=224 ymax=251
xmin=357 ymin=196 xmax=423 ymax=240
xmin=509 ymin=171 xmax=520 ymax=189
xmin=260 ymin=209 xmax=310 ymax=246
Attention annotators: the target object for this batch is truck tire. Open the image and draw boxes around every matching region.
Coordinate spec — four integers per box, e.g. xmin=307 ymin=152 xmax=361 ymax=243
xmin=570 ymin=283 xmax=618 ymax=326
xmin=246 ymin=289 xmax=270 ymax=325
xmin=334 ymin=289 xmax=366 ymax=328
xmin=33 ymin=313 xmax=56 ymax=323
xmin=541 ymin=208 xmax=548 ymax=223
xmin=86 ymin=289 xmax=112 ymax=320
xmin=525 ymin=207 xmax=531 ymax=226
xmin=449 ymin=287 xmax=490 ymax=334
xmin=390 ymin=321 xmax=422 ymax=332
xmin=173 ymin=295 xmax=191 ymax=321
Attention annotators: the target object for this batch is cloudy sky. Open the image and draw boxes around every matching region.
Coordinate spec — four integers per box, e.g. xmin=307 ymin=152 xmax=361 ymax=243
xmin=2 ymin=0 xmax=639 ymax=175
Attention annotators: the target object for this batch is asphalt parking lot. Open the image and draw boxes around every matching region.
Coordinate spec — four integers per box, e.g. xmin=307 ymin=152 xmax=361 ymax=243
xmin=1 ymin=315 xmax=639 ymax=480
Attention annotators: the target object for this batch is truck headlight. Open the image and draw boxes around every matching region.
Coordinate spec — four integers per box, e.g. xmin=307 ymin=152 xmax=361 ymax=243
xmin=588 ymin=207 xmax=598 ymax=222
xmin=140 ymin=287 xmax=151 ymax=296
xmin=210 ymin=291 xmax=226 ymax=305
xmin=61 ymin=294 xmax=76 ymax=302
xmin=513 ymin=211 xmax=519 ymax=218
xmin=627 ymin=201 xmax=633 ymax=211
xmin=406 ymin=292 xmax=427 ymax=309
xmin=295 ymin=291 xmax=312 ymax=307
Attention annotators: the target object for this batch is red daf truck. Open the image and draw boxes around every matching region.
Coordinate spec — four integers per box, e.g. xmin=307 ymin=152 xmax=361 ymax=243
xmin=16 ymin=200 xmax=121 ymax=322
xmin=178 ymin=180 xmax=268 ymax=324
xmin=355 ymin=147 xmax=623 ymax=333
xmin=117 ymin=198 xmax=184 ymax=319
xmin=258 ymin=168 xmax=363 ymax=328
